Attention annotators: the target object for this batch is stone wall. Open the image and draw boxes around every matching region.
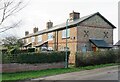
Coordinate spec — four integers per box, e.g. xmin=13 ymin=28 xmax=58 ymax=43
xmin=1 ymin=62 xmax=64 ymax=73
xmin=77 ymin=27 xmax=113 ymax=51
xmin=77 ymin=14 xmax=113 ymax=51
xmin=80 ymin=14 xmax=113 ymax=29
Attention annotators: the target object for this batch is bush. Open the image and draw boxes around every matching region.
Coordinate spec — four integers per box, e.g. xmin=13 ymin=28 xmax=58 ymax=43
xmin=2 ymin=53 xmax=18 ymax=63
xmin=2 ymin=51 xmax=70 ymax=64
xmin=115 ymin=49 xmax=120 ymax=63
xmin=75 ymin=49 xmax=118 ymax=67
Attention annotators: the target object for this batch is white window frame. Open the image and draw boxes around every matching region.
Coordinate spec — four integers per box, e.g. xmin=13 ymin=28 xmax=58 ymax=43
xmin=38 ymin=35 xmax=42 ymax=42
xmin=62 ymin=29 xmax=70 ymax=38
xmin=31 ymin=37 xmax=35 ymax=42
xmin=26 ymin=38 xmax=28 ymax=43
xmin=48 ymin=32 xmax=53 ymax=41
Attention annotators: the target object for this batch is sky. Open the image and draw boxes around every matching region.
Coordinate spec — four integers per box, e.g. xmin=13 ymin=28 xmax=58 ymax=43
xmin=0 ymin=0 xmax=119 ymax=44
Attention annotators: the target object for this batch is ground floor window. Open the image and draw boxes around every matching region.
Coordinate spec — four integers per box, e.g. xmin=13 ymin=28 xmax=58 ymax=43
xmin=81 ymin=46 xmax=87 ymax=53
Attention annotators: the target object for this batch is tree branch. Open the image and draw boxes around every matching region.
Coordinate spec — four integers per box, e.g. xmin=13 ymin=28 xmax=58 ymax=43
xmin=0 ymin=0 xmax=29 ymax=34
xmin=0 ymin=20 xmax=22 ymax=33
xmin=0 ymin=3 xmax=7 ymax=25
xmin=0 ymin=0 xmax=26 ymax=26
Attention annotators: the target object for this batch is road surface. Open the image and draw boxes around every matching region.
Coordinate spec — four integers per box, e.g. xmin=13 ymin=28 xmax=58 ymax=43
xmin=32 ymin=66 xmax=119 ymax=80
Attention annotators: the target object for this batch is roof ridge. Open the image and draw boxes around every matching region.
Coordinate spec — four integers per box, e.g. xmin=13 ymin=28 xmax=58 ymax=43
xmin=21 ymin=12 xmax=116 ymax=39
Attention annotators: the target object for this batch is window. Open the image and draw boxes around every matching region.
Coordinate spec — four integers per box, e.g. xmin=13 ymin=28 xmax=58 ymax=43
xmin=62 ymin=29 xmax=70 ymax=38
xmin=81 ymin=46 xmax=87 ymax=53
xmin=21 ymin=39 xmax=25 ymax=44
xmin=48 ymin=32 xmax=53 ymax=40
xmin=31 ymin=37 xmax=35 ymax=42
xmin=38 ymin=35 xmax=42 ymax=42
xmin=81 ymin=44 xmax=87 ymax=53
xmin=26 ymin=38 xmax=28 ymax=43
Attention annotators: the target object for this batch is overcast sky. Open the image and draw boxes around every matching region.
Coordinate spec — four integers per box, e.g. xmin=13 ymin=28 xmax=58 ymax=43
xmin=0 ymin=0 xmax=119 ymax=44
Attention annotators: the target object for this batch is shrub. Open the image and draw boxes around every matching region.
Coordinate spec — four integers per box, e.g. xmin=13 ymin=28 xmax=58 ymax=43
xmin=2 ymin=51 xmax=70 ymax=64
xmin=2 ymin=53 xmax=18 ymax=63
xmin=75 ymin=49 xmax=118 ymax=67
xmin=115 ymin=49 xmax=120 ymax=63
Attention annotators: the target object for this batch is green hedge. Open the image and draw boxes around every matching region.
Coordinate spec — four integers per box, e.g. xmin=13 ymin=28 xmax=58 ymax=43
xmin=75 ymin=49 xmax=119 ymax=67
xmin=2 ymin=51 xmax=70 ymax=64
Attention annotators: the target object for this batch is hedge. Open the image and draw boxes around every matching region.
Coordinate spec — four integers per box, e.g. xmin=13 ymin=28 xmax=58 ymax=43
xmin=75 ymin=49 xmax=120 ymax=67
xmin=2 ymin=51 xmax=70 ymax=64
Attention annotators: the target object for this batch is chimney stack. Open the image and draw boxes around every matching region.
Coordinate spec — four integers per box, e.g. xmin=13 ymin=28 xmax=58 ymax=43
xmin=69 ymin=11 xmax=80 ymax=21
xmin=25 ymin=31 xmax=29 ymax=36
xmin=33 ymin=27 xmax=38 ymax=33
xmin=46 ymin=20 xmax=53 ymax=29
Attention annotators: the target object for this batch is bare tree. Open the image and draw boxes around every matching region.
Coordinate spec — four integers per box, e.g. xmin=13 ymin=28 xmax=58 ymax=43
xmin=2 ymin=36 xmax=24 ymax=49
xmin=0 ymin=0 xmax=28 ymax=33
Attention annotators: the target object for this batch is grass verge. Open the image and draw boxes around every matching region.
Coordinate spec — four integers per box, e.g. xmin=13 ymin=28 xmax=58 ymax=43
xmin=2 ymin=63 xmax=117 ymax=81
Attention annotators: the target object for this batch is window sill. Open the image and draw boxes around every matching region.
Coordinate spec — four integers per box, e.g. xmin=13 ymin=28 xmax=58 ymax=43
xmin=62 ymin=37 xmax=70 ymax=39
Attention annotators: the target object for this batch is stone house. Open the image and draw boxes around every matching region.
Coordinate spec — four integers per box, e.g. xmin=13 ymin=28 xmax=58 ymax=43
xmin=21 ymin=11 xmax=116 ymax=63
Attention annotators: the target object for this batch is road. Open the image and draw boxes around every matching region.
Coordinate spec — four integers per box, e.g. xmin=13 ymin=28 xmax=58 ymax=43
xmin=32 ymin=66 xmax=119 ymax=80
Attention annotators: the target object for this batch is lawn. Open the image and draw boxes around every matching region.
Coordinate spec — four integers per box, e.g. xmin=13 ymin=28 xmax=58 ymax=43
xmin=2 ymin=63 xmax=117 ymax=81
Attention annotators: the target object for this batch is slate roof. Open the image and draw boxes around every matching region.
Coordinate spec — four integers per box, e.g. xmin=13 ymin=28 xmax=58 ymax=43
xmin=23 ymin=42 xmax=32 ymax=47
xmin=89 ymin=39 xmax=112 ymax=48
xmin=35 ymin=41 xmax=48 ymax=47
xmin=114 ymin=40 xmax=120 ymax=46
xmin=21 ymin=12 xmax=116 ymax=39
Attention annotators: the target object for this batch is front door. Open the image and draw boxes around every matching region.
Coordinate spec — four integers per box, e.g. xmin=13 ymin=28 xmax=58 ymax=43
xmin=92 ymin=47 xmax=96 ymax=52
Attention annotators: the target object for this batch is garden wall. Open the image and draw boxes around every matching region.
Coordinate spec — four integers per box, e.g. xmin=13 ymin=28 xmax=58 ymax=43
xmin=2 ymin=62 xmax=64 ymax=73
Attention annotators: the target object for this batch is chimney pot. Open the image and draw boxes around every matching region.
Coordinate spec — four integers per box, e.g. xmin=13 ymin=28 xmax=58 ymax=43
xmin=25 ymin=31 xmax=29 ymax=36
xmin=69 ymin=11 xmax=80 ymax=21
xmin=46 ymin=21 xmax=53 ymax=29
xmin=33 ymin=27 xmax=38 ymax=33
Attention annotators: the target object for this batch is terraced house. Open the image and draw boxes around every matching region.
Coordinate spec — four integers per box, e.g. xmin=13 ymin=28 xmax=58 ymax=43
xmin=21 ymin=11 xmax=116 ymax=63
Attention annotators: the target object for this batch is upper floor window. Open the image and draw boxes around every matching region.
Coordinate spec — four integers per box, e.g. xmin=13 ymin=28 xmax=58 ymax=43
xmin=48 ymin=32 xmax=53 ymax=40
xmin=62 ymin=29 xmax=70 ymax=38
xmin=31 ymin=37 xmax=35 ymax=42
xmin=26 ymin=38 xmax=28 ymax=43
xmin=22 ymin=39 xmax=25 ymax=43
xmin=38 ymin=35 xmax=42 ymax=42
